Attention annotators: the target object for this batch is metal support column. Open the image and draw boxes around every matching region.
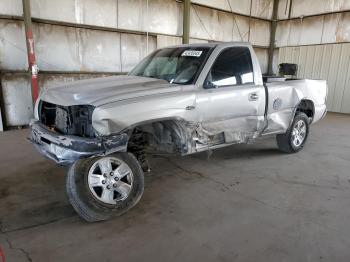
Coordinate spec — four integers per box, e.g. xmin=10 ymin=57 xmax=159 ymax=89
xmin=0 ymin=107 xmax=3 ymax=131
xmin=183 ymin=0 xmax=190 ymax=44
xmin=0 ymin=72 xmax=6 ymax=131
xmin=267 ymin=0 xmax=279 ymax=75
xmin=22 ymin=0 xmax=39 ymax=103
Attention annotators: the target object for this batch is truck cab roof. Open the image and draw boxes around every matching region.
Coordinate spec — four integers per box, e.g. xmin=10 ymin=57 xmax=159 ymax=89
xmin=169 ymin=41 xmax=253 ymax=49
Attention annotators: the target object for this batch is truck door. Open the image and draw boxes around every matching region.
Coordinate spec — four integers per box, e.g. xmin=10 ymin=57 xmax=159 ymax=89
xmin=195 ymin=46 xmax=266 ymax=145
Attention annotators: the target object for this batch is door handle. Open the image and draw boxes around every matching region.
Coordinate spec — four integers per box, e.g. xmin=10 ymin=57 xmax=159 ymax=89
xmin=249 ymin=92 xmax=259 ymax=101
xmin=185 ymin=105 xmax=195 ymax=110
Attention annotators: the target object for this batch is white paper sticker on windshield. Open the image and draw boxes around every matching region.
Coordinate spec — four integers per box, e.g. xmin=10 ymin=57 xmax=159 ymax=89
xmin=181 ymin=50 xmax=203 ymax=57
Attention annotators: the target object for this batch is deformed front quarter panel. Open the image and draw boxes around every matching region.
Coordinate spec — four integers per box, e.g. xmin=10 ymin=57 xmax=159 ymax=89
xmin=91 ymin=88 xmax=198 ymax=136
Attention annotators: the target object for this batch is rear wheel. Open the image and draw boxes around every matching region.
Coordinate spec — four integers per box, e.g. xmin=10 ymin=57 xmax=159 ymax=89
xmin=276 ymin=112 xmax=309 ymax=153
xmin=66 ymin=152 xmax=144 ymax=222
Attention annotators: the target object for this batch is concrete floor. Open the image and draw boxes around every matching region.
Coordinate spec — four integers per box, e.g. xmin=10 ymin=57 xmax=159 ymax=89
xmin=0 ymin=113 xmax=350 ymax=262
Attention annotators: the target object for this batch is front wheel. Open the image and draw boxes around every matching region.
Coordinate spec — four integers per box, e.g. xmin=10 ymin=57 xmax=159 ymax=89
xmin=66 ymin=152 xmax=144 ymax=222
xmin=276 ymin=112 xmax=309 ymax=153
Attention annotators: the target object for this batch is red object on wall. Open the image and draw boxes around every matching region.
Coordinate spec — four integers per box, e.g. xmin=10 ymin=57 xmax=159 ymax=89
xmin=26 ymin=31 xmax=39 ymax=102
xmin=0 ymin=245 xmax=6 ymax=262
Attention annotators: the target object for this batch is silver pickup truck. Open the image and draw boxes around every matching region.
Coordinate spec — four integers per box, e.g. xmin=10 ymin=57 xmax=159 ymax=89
xmin=30 ymin=42 xmax=327 ymax=222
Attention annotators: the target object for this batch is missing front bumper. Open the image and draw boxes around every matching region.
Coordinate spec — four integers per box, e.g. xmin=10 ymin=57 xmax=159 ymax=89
xmin=29 ymin=121 xmax=128 ymax=165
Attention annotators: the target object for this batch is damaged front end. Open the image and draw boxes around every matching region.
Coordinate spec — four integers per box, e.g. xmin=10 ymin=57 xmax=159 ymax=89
xmin=30 ymin=121 xmax=128 ymax=165
xmin=30 ymin=101 xmax=128 ymax=165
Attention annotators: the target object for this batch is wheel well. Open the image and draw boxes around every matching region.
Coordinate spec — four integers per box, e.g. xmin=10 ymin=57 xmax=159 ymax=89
xmin=127 ymin=120 xmax=188 ymax=156
xmin=296 ymin=99 xmax=314 ymax=121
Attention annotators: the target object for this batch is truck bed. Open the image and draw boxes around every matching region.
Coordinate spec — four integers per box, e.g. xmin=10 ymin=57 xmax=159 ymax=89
xmin=262 ymin=79 xmax=327 ymax=135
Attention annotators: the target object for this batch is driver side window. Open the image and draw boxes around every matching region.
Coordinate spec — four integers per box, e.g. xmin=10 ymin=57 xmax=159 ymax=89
xmin=204 ymin=47 xmax=254 ymax=89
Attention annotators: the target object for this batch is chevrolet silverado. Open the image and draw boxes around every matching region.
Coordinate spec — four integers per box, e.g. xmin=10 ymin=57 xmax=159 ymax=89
xmin=30 ymin=42 xmax=328 ymax=222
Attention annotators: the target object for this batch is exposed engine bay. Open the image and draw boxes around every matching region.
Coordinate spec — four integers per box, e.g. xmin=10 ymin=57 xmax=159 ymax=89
xmin=39 ymin=101 xmax=95 ymax=138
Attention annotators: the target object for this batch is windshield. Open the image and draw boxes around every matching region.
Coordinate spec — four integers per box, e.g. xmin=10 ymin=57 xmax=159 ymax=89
xmin=129 ymin=47 xmax=212 ymax=84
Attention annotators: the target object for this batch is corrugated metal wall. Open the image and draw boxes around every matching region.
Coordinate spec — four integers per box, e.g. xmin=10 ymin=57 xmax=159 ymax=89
xmin=191 ymin=0 xmax=273 ymax=19
xmin=277 ymin=0 xmax=350 ymax=20
xmin=275 ymin=0 xmax=350 ymax=114
xmin=279 ymin=44 xmax=350 ymax=114
xmin=0 ymin=0 xmax=272 ymax=129
xmin=276 ymin=13 xmax=350 ymax=47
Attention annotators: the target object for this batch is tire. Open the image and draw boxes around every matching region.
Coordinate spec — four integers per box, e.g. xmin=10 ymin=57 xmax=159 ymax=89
xmin=276 ymin=112 xmax=309 ymax=153
xmin=66 ymin=152 xmax=144 ymax=222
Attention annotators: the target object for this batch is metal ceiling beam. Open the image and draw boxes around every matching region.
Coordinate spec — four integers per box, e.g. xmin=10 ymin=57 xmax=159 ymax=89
xmin=268 ymin=0 xmax=279 ymax=75
xmin=183 ymin=0 xmax=190 ymax=44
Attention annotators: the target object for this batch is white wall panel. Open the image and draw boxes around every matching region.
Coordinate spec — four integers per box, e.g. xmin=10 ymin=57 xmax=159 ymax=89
xmin=31 ymin=0 xmax=77 ymax=23
xmin=324 ymin=44 xmax=342 ymax=110
xmin=319 ymin=45 xmax=333 ymax=83
xmin=298 ymin=17 xmax=324 ymax=45
xmin=121 ymin=34 xmax=156 ymax=72
xmin=30 ymin=0 xmax=182 ymax=36
xmin=277 ymin=0 xmax=290 ymax=20
xmin=278 ymin=0 xmax=350 ymax=20
xmin=290 ymin=0 xmax=350 ymax=18
xmin=0 ymin=20 xmax=158 ymax=73
xmin=249 ymin=18 xmax=271 ymax=46
xmin=276 ymin=13 xmax=350 ymax=47
xmin=80 ymin=0 xmax=118 ymax=27
xmin=157 ymin=35 xmax=182 ymax=48
xmin=275 ymin=20 xmax=290 ymax=47
xmin=190 ymin=5 xmax=266 ymax=44
xmin=116 ymin=0 xmax=142 ymax=31
xmin=0 ymin=20 xmax=28 ymax=70
xmin=78 ymin=29 xmax=121 ymax=72
xmin=297 ymin=46 xmax=309 ymax=78
xmin=278 ymin=43 xmax=350 ymax=113
xmin=322 ymin=13 xmax=342 ymax=43
xmin=191 ymin=0 xmax=250 ymax=16
xmin=311 ymin=45 xmax=323 ymax=79
xmin=190 ymin=5 xmax=219 ymax=40
xmin=287 ymin=19 xmax=301 ymax=46
xmin=251 ymin=0 xmax=273 ymax=20
xmin=254 ymin=48 xmax=268 ymax=74
xmin=336 ymin=12 xmax=350 ymax=42
xmin=232 ymin=14 xmax=250 ymax=42
xmin=32 ymin=0 xmax=118 ymax=26
xmin=143 ymin=0 xmax=182 ymax=36
xmin=191 ymin=0 xmax=273 ymax=19
xmin=118 ymin=0 xmax=182 ymax=36
xmin=34 ymin=23 xmax=157 ymax=72
xmin=341 ymin=61 xmax=350 ymax=113
xmin=0 ymin=0 xmax=22 ymax=16
xmin=0 ymin=74 xmax=33 ymax=126
xmin=303 ymin=46 xmax=316 ymax=77
xmin=189 ymin=38 xmax=209 ymax=44
xmin=34 ymin=23 xmax=81 ymax=71
xmin=332 ymin=44 xmax=350 ymax=112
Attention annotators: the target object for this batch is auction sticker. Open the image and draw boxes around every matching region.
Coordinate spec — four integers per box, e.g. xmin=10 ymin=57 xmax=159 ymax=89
xmin=181 ymin=50 xmax=203 ymax=57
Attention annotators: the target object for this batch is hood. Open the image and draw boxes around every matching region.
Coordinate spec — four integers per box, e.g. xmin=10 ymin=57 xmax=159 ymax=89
xmin=40 ymin=75 xmax=183 ymax=107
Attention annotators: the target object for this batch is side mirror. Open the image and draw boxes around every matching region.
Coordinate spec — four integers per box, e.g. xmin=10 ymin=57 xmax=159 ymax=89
xmin=203 ymin=80 xmax=217 ymax=89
